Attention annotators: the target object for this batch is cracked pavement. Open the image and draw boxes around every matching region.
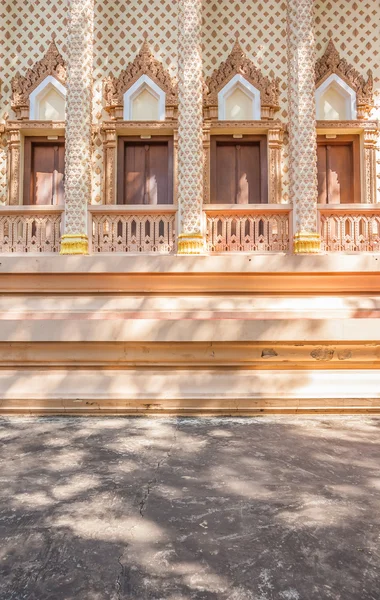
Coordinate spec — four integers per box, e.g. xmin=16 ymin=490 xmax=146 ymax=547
xmin=0 ymin=416 xmax=380 ymax=599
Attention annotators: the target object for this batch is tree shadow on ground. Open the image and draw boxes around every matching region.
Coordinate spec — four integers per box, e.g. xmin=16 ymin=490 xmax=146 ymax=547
xmin=0 ymin=416 xmax=380 ymax=600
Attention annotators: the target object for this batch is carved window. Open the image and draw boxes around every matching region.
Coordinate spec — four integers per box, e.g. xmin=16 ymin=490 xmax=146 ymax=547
xmin=211 ymin=136 xmax=268 ymax=204
xmin=104 ymin=40 xmax=178 ymax=121
xmin=11 ymin=38 xmax=67 ymax=121
xmin=315 ymin=40 xmax=374 ymax=120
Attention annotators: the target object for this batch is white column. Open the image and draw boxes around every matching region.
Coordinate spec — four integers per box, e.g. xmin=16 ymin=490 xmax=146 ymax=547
xmin=287 ymin=0 xmax=320 ymax=253
xmin=60 ymin=0 xmax=94 ymax=255
xmin=177 ymin=0 xmax=205 ymax=254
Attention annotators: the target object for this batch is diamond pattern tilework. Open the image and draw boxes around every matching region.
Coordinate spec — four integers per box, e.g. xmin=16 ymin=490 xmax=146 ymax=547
xmin=92 ymin=0 xmax=179 ymax=203
xmin=202 ymin=0 xmax=290 ymax=201
xmin=1 ymin=2 xmax=379 ymax=208
xmin=314 ymin=0 xmax=380 ymax=200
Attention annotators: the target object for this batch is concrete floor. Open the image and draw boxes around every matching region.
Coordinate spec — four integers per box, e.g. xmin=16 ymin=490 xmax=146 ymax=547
xmin=0 ymin=417 xmax=379 ymax=600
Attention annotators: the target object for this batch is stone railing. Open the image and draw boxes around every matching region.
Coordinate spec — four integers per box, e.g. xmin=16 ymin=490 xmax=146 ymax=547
xmin=319 ymin=205 xmax=380 ymax=252
xmin=0 ymin=206 xmax=63 ymax=253
xmin=89 ymin=206 xmax=176 ymax=254
xmin=205 ymin=205 xmax=291 ymax=253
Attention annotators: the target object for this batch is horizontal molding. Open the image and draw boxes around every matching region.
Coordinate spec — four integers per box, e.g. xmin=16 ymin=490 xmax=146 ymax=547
xmin=0 ymin=367 xmax=380 ymax=415
xmin=2 ymin=272 xmax=380 ymax=294
xmin=1 ymin=398 xmax=379 ymax=416
xmin=1 ymin=342 xmax=380 ymax=368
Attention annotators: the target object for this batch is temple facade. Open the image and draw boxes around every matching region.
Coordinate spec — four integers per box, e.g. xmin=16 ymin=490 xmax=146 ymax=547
xmin=0 ymin=0 xmax=380 ymax=414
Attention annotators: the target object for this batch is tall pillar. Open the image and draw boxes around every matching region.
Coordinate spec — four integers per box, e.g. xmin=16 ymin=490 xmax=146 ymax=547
xmin=287 ymin=0 xmax=320 ymax=253
xmin=60 ymin=0 xmax=94 ymax=255
xmin=177 ymin=0 xmax=205 ymax=254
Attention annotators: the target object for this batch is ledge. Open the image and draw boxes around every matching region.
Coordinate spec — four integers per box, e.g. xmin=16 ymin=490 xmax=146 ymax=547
xmin=1 ymin=253 xmax=380 ymax=274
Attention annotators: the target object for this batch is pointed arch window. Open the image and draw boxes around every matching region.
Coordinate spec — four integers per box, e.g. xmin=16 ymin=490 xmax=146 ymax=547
xmin=315 ymin=74 xmax=357 ymax=121
xmin=123 ymin=75 xmax=166 ymax=121
xmin=29 ymin=76 xmax=66 ymax=121
xmin=218 ymin=74 xmax=261 ymax=121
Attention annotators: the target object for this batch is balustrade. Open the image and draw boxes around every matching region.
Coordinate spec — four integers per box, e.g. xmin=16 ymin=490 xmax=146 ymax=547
xmin=1 ymin=204 xmax=380 ymax=255
xmin=205 ymin=205 xmax=291 ymax=253
xmin=319 ymin=205 xmax=380 ymax=252
xmin=0 ymin=206 xmax=63 ymax=253
xmin=90 ymin=206 xmax=176 ymax=254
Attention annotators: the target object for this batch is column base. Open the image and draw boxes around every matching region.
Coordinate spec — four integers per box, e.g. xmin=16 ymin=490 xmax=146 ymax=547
xmin=60 ymin=234 xmax=89 ymax=256
xmin=177 ymin=233 xmax=205 ymax=255
xmin=293 ymin=232 xmax=321 ymax=254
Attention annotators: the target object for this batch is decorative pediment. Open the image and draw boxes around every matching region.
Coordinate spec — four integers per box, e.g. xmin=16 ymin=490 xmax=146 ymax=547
xmin=104 ymin=39 xmax=178 ymax=120
xmin=315 ymin=40 xmax=374 ymax=119
xmin=204 ymin=38 xmax=280 ymax=120
xmin=11 ymin=37 xmax=67 ymax=120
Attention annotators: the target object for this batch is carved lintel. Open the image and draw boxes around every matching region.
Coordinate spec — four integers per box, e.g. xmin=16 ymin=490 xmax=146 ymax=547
xmin=104 ymin=40 xmax=178 ymax=121
xmin=268 ymin=128 xmax=284 ymax=204
xmin=315 ymin=40 xmax=374 ymax=120
xmin=102 ymin=126 xmax=117 ymax=205
xmin=11 ymin=38 xmax=67 ymax=121
xmin=204 ymin=39 xmax=280 ymax=121
xmin=7 ymin=129 xmax=21 ymax=205
xmin=363 ymin=130 xmax=379 ymax=204
xmin=316 ymin=120 xmax=379 ymax=131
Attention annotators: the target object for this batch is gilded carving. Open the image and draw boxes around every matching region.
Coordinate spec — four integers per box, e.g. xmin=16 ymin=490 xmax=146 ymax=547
xmin=315 ymin=40 xmax=374 ymax=120
xmin=11 ymin=37 xmax=67 ymax=120
xmin=104 ymin=39 xmax=178 ymax=120
xmin=204 ymin=38 xmax=280 ymax=120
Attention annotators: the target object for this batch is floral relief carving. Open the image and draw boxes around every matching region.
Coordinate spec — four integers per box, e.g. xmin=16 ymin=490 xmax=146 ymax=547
xmin=11 ymin=36 xmax=67 ymax=120
xmin=204 ymin=37 xmax=280 ymax=120
xmin=104 ymin=39 xmax=178 ymax=120
xmin=315 ymin=40 xmax=374 ymax=119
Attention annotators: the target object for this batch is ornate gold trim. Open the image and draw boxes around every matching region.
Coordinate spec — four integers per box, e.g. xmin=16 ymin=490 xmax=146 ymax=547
xmin=315 ymin=40 xmax=374 ymax=120
xmin=60 ymin=234 xmax=89 ymax=255
xmin=104 ymin=39 xmax=178 ymax=120
xmin=293 ymin=232 xmax=321 ymax=254
xmin=11 ymin=37 xmax=67 ymax=120
xmin=177 ymin=233 xmax=205 ymax=255
xmin=204 ymin=37 xmax=280 ymax=121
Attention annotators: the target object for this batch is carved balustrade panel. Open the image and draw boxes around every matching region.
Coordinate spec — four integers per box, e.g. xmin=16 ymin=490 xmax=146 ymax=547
xmin=0 ymin=208 xmax=63 ymax=253
xmin=205 ymin=208 xmax=290 ymax=253
xmin=320 ymin=207 xmax=380 ymax=252
xmin=91 ymin=209 xmax=176 ymax=254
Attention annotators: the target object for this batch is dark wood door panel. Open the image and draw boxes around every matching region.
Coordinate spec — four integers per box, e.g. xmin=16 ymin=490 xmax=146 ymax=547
xmin=23 ymin=138 xmax=65 ymax=205
xmin=211 ymin=136 xmax=267 ymax=204
xmin=118 ymin=137 xmax=173 ymax=205
xmin=317 ymin=135 xmax=360 ymax=205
